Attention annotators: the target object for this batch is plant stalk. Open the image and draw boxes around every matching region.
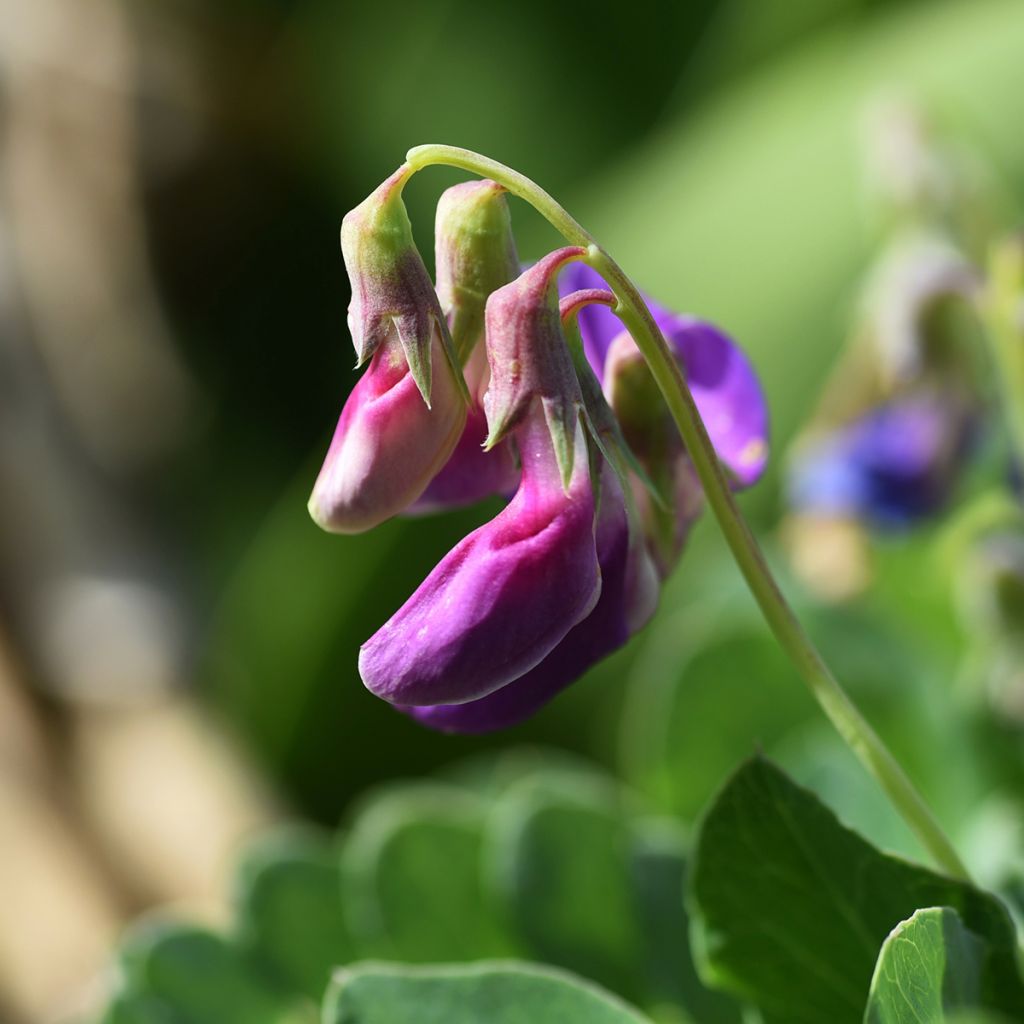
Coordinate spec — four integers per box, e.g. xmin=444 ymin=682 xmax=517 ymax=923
xmin=405 ymin=143 xmax=971 ymax=881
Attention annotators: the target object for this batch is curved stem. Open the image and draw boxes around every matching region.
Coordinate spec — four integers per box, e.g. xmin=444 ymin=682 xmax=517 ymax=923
xmin=405 ymin=144 xmax=970 ymax=880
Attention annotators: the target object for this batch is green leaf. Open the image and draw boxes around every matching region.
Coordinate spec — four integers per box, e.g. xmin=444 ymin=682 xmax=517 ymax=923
xmin=233 ymin=828 xmax=354 ymax=1001
xmin=340 ymin=783 xmax=514 ymax=961
xmin=865 ymin=907 xmax=1023 ymax=1024
xmin=488 ymin=774 xmax=645 ymax=1002
xmin=114 ymin=919 xmax=313 ymax=1024
xmin=323 ymin=961 xmax=654 ymax=1024
xmin=690 ymin=758 xmax=1024 ymax=1024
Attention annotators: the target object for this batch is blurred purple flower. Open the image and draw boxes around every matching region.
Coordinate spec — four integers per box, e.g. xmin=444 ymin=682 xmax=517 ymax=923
xmin=787 ymin=392 xmax=974 ymax=528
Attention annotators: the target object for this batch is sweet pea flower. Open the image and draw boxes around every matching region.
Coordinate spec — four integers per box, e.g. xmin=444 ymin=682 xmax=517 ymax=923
xmin=309 ymin=167 xmax=468 ymax=533
xmin=558 ymin=263 xmax=769 ymax=574
xmin=359 ymin=250 xmax=604 ymax=707
xmin=403 ymin=463 xmax=658 ymax=732
xmin=312 ymin=169 xmax=770 ymax=731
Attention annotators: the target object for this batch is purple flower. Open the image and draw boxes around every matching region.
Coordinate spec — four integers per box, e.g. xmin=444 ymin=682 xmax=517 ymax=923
xmin=403 ymin=463 xmax=657 ymax=732
xmin=314 ymin=170 xmax=771 ymax=731
xmin=787 ymin=392 xmax=974 ymax=528
xmin=558 ymin=264 xmax=769 ymax=575
xmin=359 ymin=407 xmax=602 ymax=707
xmin=559 ymin=263 xmax=769 ymax=487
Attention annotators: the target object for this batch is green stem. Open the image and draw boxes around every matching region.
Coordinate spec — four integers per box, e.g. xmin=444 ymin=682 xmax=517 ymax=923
xmin=405 ymin=144 xmax=971 ymax=881
xmin=981 ymin=238 xmax=1024 ymax=465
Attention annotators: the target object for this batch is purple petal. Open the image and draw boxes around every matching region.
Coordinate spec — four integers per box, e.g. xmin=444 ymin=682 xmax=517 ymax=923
xmin=404 ymin=467 xmax=659 ymax=733
xmin=664 ymin=317 xmax=770 ymax=488
xmin=359 ymin=412 xmax=600 ymax=706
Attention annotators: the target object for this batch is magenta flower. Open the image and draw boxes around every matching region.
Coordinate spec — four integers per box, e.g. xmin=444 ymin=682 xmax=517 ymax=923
xmin=309 ymin=168 xmax=468 ymax=533
xmin=310 ymin=170 xmax=770 ymax=732
xmin=402 ymin=464 xmax=657 ymax=732
xmin=359 ymin=249 xmax=605 ymax=707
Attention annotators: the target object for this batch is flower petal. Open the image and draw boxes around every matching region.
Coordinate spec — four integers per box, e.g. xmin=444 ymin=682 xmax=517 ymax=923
xmin=359 ymin=412 xmax=600 ymax=706
xmin=308 ymin=328 xmax=466 ymax=533
xmin=664 ymin=317 xmax=770 ymax=488
xmin=403 ymin=465 xmax=658 ymax=732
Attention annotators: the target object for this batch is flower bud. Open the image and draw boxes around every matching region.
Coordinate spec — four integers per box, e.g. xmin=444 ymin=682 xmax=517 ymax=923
xmin=407 ymin=181 xmax=522 ymax=512
xmin=359 ymin=411 xmax=600 ymax=706
xmin=308 ymin=327 xmax=467 ymax=533
xmin=483 ymin=248 xmax=588 ymax=489
xmin=341 ymin=165 xmax=462 ymax=404
xmin=435 ymin=179 xmax=520 ymax=367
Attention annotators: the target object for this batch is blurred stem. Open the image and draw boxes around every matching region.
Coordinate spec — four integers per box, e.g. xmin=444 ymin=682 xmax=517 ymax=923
xmin=405 ymin=144 xmax=970 ymax=882
xmin=981 ymin=238 xmax=1024 ymax=466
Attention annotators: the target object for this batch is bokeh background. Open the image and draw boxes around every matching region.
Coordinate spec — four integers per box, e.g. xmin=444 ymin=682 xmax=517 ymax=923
xmin=3 ymin=0 xmax=1024 ymax=1020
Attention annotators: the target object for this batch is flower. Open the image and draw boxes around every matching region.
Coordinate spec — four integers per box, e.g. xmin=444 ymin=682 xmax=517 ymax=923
xmin=359 ymin=253 xmax=766 ymax=732
xmin=559 ymin=263 xmax=769 ymax=574
xmin=359 ymin=249 xmax=607 ymax=708
xmin=403 ymin=463 xmax=657 ymax=732
xmin=309 ymin=167 xmax=468 ymax=533
xmin=785 ymin=232 xmax=981 ymax=536
xmin=788 ymin=392 xmax=975 ymax=529
xmin=311 ymin=172 xmax=770 ymax=732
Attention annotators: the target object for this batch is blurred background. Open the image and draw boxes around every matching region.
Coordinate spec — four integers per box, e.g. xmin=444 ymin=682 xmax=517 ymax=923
xmin=3 ymin=0 xmax=1024 ymax=1020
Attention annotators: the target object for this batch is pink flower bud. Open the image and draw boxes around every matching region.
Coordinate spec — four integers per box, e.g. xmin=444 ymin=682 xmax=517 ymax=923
xmin=341 ymin=165 xmax=461 ymax=404
xmin=308 ymin=327 xmax=466 ymax=534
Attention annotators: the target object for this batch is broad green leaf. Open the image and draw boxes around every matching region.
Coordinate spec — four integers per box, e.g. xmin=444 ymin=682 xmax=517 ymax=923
xmin=340 ymin=783 xmax=514 ymax=961
xmin=323 ymin=961 xmax=654 ymax=1024
xmin=865 ymin=907 xmax=1023 ymax=1024
xmin=629 ymin=819 xmax=744 ymax=1023
xmin=690 ymin=758 xmax=1024 ymax=1024
xmin=233 ymin=828 xmax=354 ymax=1001
xmin=488 ymin=773 xmax=644 ymax=1002
xmin=113 ymin=919 xmax=312 ymax=1024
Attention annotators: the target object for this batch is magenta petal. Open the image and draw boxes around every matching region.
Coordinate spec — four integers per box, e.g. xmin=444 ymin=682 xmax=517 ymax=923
xmin=664 ymin=317 xmax=769 ymax=487
xmin=359 ymin=415 xmax=600 ymax=706
xmin=404 ymin=468 xmax=659 ymax=733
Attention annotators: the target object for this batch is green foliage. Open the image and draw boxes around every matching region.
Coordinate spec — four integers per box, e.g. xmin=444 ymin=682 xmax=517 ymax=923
xmin=865 ymin=907 xmax=1023 ymax=1024
xmin=105 ymin=921 xmax=314 ymax=1024
xmin=689 ymin=758 xmax=1024 ymax=1024
xmin=100 ymin=753 xmax=1024 ymax=1023
xmin=233 ymin=829 xmax=355 ymax=1001
xmin=323 ymin=961 xmax=653 ymax=1024
xmin=340 ymin=783 xmax=513 ymax=961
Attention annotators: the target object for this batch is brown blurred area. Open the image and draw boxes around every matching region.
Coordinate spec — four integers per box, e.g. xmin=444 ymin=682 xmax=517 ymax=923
xmin=0 ymin=2 xmax=278 ymax=1020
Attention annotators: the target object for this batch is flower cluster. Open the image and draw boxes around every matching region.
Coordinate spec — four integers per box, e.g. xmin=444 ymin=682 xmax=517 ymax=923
xmin=310 ymin=169 xmax=769 ymax=732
